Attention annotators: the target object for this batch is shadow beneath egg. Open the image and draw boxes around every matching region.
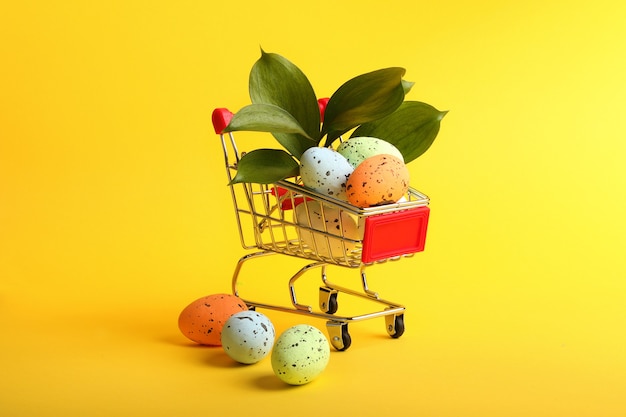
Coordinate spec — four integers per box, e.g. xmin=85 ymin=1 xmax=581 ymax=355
xmin=171 ymin=339 xmax=244 ymax=368
xmin=163 ymin=336 xmax=217 ymax=348
xmin=203 ymin=350 xmax=245 ymax=368
xmin=251 ymin=374 xmax=296 ymax=391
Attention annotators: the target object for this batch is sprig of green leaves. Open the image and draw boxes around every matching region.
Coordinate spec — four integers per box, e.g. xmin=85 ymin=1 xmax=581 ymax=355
xmin=222 ymin=49 xmax=446 ymax=184
xmin=352 ymin=101 xmax=448 ymax=163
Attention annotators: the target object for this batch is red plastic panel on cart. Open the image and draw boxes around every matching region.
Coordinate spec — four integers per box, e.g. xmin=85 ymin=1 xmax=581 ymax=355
xmin=270 ymin=186 xmax=312 ymax=210
xmin=361 ymin=206 xmax=430 ymax=263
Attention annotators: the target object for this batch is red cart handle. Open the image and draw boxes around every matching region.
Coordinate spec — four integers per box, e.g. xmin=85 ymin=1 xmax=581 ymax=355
xmin=212 ymin=98 xmax=328 ymax=135
xmin=212 ymin=108 xmax=234 ymax=134
xmin=317 ymin=98 xmax=329 ymax=122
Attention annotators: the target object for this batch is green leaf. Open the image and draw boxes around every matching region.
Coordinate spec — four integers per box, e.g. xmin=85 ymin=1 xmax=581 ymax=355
xmin=229 ymin=148 xmax=300 ymax=184
xmin=351 ymin=101 xmax=447 ymax=163
xmin=271 ymin=132 xmax=317 ymax=160
xmin=321 ymin=67 xmax=406 ymax=146
xmin=402 ymin=79 xmax=415 ymax=95
xmin=223 ymin=103 xmax=313 ymax=142
xmin=249 ymin=50 xmax=321 ymax=157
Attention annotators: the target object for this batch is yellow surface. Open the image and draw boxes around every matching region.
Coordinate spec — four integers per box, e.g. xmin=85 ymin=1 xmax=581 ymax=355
xmin=2 ymin=1 xmax=626 ymax=416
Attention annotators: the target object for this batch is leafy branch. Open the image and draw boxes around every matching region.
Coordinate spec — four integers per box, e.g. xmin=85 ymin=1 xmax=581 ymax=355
xmin=222 ymin=49 xmax=447 ymax=184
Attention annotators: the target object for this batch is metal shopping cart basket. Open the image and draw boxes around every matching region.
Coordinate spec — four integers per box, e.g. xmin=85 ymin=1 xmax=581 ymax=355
xmin=212 ymin=108 xmax=431 ymax=351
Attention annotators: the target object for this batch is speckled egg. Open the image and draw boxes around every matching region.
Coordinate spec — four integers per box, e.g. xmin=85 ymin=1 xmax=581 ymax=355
xmin=271 ymin=324 xmax=330 ymax=385
xmin=346 ymin=154 xmax=410 ymax=208
xmin=337 ymin=136 xmax=404 ymax=168
xmin=221 ymin=311 xmax=275 ymax=364
xmin=293 ymin=200 xmax=359 ymax=258
xmin=178 ymin=294 xmax=248 ymax=346
xmin=299 ymin=147 xmax=354 ymax=201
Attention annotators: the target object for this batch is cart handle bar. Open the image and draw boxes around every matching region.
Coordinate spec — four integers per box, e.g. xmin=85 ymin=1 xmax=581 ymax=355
xmin=212 ymin=98 xmax=330 ymax=135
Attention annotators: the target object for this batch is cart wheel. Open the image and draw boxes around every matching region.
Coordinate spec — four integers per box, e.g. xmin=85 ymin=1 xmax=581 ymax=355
xmin=386 ymin=314 xmax=405 ymax=339
xmin=319 ymin=287 xmax=338 ymax=314
xmin=326 ymin=321 xmax=351 ymax=351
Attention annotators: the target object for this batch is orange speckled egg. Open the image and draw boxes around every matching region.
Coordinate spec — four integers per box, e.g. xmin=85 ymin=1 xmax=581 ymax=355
xmin=178 ymin=293 xmax=248 ymax=346
xmin=346 ymin=154 xmax=410 ymax=208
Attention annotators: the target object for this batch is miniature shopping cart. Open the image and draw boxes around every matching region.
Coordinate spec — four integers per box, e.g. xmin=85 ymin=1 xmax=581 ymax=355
xmin=212 ymin=108 xmax=431 ymax=351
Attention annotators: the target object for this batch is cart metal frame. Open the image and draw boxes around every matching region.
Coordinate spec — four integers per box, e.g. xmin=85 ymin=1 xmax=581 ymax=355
xmin=213 ymin=108 xmax=431 ymax=351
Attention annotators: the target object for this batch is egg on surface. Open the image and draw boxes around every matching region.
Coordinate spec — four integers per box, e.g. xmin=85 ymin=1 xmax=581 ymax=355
xmin=337 ymin=136 xmax=404 ymax=168
xmin=299 ymin=147 xmax=354 ymax=201
xmin=271 ymin=324 xmax=330 ymax=385
xmin=293 ymin=200 xmax=359 ymax=258
xmin=178 ymin=294 xmax=248 ymax=346
xmin=221 ymin=311 xmax=275 ymax=364
xmin=346 ymin=154 xmax=410 ymax=208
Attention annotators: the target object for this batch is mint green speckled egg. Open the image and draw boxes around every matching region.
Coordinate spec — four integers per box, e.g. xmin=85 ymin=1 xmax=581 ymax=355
xmin=337 ymin=136 xmax=404 ymax=168
xmin=271 ymin=324 xmax=330 ymax=385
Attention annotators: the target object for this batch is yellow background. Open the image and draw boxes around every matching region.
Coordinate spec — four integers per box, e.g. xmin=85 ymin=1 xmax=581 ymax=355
xmin=2 ymin=0 xmax=626 ymax=416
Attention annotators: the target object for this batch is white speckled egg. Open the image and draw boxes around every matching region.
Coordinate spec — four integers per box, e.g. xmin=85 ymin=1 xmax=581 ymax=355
xmin=293 ymin=200 xmax=359 ymax=258
xmin=271 ymin=324 xmax=330 ymax=385
xmin=337 ymin=136 xmax=404 ymax=168
xmin=221 ymin=311 xmax=275 ymax=364
xmin=299 ymin=147 xmax=354 ymax=201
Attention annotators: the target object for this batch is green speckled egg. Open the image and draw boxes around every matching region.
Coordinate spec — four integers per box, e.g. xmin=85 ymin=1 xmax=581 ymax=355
xmin=271 ymin=324 xmax=330 ymax=385
xmin=337 ymin=136 xmax=404 ymax=168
